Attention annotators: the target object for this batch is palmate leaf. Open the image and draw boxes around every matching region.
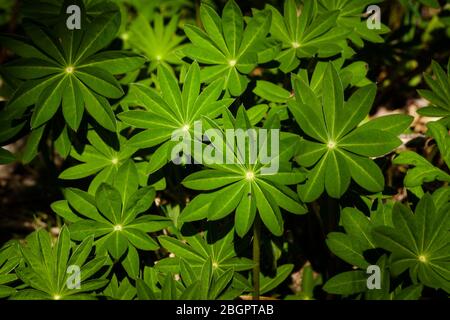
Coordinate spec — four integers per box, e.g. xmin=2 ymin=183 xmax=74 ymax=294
xmin=127 ymin=13 xmax=185 ymax=71
xmin=373 ymin=194 xmax=450 ymax=293
xmin=291 ymin=62 xmax=412 ymax=202
xmin=180 ymin=108 xmax=307 ymax=237
xmin=417 ymin=59 xmax=450 ymax=127
xmin=11 ymin=227 xmax=109 ymax=300
xmin=0 ymin=3 xmax=144 ymax=163
xmin=181 ymin=0 xmax=274 ymax=96
xmin=52 ymin=183 xmax=171 ymax=277
xmin=266 ymin=0 xmax=349 ymax=73
xmin=119 ymin=61 xmax=233 ymax=173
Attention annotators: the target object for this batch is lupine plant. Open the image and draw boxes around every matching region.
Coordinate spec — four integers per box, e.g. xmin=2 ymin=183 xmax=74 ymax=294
xmin=0 ymin=0 xmax=448 ymax=301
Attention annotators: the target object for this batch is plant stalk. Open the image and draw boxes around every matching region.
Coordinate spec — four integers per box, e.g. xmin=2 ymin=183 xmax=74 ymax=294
xmin=252 ymin=215 xmax=261 ymax=300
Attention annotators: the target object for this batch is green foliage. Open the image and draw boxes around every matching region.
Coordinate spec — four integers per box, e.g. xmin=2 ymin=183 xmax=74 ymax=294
xmin=181 ymin=107 xmax=307 ymax=237
xmin=373 ymin=194 xmax=450 ymax=293
xmin=127 ymin=13 xmax=185 ymax=71
xmin=0 ymin=241 xmax=21 ymax=299
xmin=291 ymin=63 xmax=412 ymax=201
xmin=52 ymin=183 xmax=171 ymax=278
xmin=157 ymin=227 xmax=254 ymax=274
xmin=417 ymin=60 xmax=450 ymax=127
xmin=0 ymin=0 xmax=448 ymax=302
xmin=12 ymin=227 xmax=109 ymax=300
xmin=266 ymin=0 xmax=348 ymax=73
xmin=182 ymin=0 xmax=276 ymax=95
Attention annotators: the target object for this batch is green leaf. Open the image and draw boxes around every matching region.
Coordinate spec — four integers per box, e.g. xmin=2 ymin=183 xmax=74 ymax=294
xmin=393 ymin=151 xmax=450 ymax=187
xmin=114 ymin=160 xmax=139 ymax=207
xmin=76 ymin=67 xmax=123 ymax=99
xmin=79 ymin=51 xmax=145 ymax=74
xmin=358 ymin=115 xmax=413 ymax=136
xmin=182 ymin=170 xmax=242 ymax=191
xmin=158 ymin=64 xmax=183 ymax=120
xmin=238 ymin=9 xmax=271 ymax=57
xmin=75 ymin=10 xmax=121 ymax=63
xmin=253 ymin=81 xmax=291 ymax=103
xmin=325 ymin=150 xmax=350 ymax=198
xmin=373 ymin=194 xmax=450 ymax=292
xmin=64 ymin=188 xmax=109 ymax=223
xmin=336 ymin=84 xmax=377 ymax=138
xmin=339 ymin=150 xmax=384 ymax=192
xmin=200 ymin=3 xmax=229 ymax=55
xmin=326 ymin=233 xmax=369 ymax=269
xmin=0 ymin=34 xmax=53 ymax=62
xmin=123 ymin=229 xmax=159 ymax=251
xmin=30 ymin=75 xmax=66 ymax=129
xmin=209 ymin=182 xmax=246 ymax=220
xmin=180 ymin=193 xmax=214 ymax=222
xmin=323 ymin=271 xmax=367 ymax=295
xmin=323 ymin=64 xmax=344 ymax=126
xmin=96 ymin=184 xmax=122 ymax=224
xmin=339 ymin=128 xmax=401 ymax=157
xmin=235 ymin=183 xmax=257 ymax=237
xmin=105 ymin=231 xmax=128 ymax=259
xmin=79 ymin=82 xmax=116 ymax=132
xmin=21 ymin=126 xmax=45 ymax=164
xmin=4 ymin=58 xmax=61 ymax=79
xmin=222 ymin=0 xmax=243 ymax=58
xmin=254 ymin=183 xmax=283 ymax=236
xmin=158 ymin=236 xmax=204 ymax=263
xmin=260 ymin=264 xmax=294 ymax=295
xmin=298 ymin=152 xmax=329 ymax=202
xmin=62 ymin=76 xmax=84 ymax=131
xmin=51 ymin=200 xmax=82 ymax=223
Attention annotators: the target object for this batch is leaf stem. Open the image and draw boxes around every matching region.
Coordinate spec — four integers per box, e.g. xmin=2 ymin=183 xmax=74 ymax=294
xmin=252 ymin=215 xmax=261 ymax=300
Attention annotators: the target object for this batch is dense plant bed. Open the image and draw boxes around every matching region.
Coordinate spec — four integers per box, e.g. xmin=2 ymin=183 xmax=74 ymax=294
xmin=0 ymin=0 xmax=449 ymax=301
